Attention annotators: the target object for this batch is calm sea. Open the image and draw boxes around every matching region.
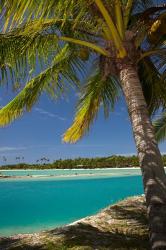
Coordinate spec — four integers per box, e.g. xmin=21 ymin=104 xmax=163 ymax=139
xmin=0 ymin=175 xmax=143 ymax=236
xmin=0 ymin=168 xmax=141 ymax=177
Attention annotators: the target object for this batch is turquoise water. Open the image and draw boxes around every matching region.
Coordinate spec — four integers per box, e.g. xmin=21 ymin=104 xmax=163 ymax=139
xmin=0 ymin=175 xmax=143 ymax=236
xmin=0 ymin=168 xmax=141 ymax=177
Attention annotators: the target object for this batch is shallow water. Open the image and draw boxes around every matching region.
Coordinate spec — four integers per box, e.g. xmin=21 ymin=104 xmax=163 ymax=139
xmin=0 ymin=175 xmax=143 ymax=236
xmin=0 ymin=168 xmax=141 ymax=178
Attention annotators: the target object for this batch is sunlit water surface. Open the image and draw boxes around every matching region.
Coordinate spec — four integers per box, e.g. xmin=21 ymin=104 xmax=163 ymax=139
xmin=0 ymin=174 xmax=143 ymax=236
xmin=0 ymin=168 xmax=141 ymax=177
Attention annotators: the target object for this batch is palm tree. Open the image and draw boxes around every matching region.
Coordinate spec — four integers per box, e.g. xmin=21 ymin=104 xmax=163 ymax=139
xmin=2 ymin=156 xmax=7 ymax=163
xmin=16 ymin=156 xmax=20 ymax=162
xmin=0 ymin=1 xmax=166 ymax=248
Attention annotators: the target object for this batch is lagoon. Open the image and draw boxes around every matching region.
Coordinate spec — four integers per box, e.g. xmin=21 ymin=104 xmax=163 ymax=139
xmin=0 ymin=168 xmax=141 ymax=178
xmin=0 ymin=175 xmax=143 ymax=236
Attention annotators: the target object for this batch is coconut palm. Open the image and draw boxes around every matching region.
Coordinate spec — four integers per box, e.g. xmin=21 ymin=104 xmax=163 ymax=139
xmin=0 ymin=0 xmax=166 ymax=248
xmin=2 ymin=156 xmax=7 ymax=163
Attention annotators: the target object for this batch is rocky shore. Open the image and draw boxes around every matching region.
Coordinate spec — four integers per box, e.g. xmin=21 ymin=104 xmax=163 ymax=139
xmin=0 ymin=195 xmax=149 ymax=250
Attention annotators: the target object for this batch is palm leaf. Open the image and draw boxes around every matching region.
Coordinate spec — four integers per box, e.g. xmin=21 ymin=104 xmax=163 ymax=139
xmin=154 ymin=112 xmax=166 ymax=142
xmin=0 ymin=44 xmax=84 ymax=126
xmin=0 ymin=17 xmax=99 ymax=86
xmin=0 ymin=0 xmax=166 ymax=141
xmin=63 ymin=70 xmax=120 ymax=143
xmin=138 ymin=56 xmax=166 ymax=115
xmin=1 ymin=0 xmax=92 ymax=31
xmin=129 ymin=3 xmax=166 ymax=48
xmin=0 ymin=20 xmax=60 ymax=85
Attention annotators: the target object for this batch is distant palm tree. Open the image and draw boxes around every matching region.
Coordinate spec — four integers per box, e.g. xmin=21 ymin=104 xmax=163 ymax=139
xmin=0 ymin=1 xmax=166 ymax=247
xmin=15 ymin=156 xmax=20 ymax=161
xmin=2 ymin=156 xmax=7 ymax=163
xmin=40 ymin=157 xmax=49 ymax=165
xmin=40 ymin=158 xmax=44 ymax=164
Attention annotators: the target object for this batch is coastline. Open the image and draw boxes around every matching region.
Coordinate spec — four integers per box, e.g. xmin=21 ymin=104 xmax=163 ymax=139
xmin=1 ymin=167 xmax=164 ymax=180
xmin=0 ymin=168 xmax=142 ymax=180
xmin=0 ymin=167 xmax=141 ymax=171
xmin=0 ymin=172 xmax=141 ymax=180
xmin=0 ymin=195 xmax=149 ymax=250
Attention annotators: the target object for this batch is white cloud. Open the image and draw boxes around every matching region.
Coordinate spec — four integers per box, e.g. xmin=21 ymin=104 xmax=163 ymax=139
xmin=0 ymin=146 xmax=27 ymax=152
xmin=0 ymin=145 xmax=54 ymax=154
xmin=35 ymin=108 xmax=66 ymax=121
xmin=115 ymin=153 xmax=136 ymax=156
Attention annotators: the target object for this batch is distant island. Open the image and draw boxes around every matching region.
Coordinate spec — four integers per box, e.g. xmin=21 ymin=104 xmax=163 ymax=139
xmin=1 ymin=155 xmax=166 ymax=170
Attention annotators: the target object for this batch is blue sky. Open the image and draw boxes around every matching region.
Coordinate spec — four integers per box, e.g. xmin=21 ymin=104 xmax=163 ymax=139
xmin=0 ymin=86 xmax=166 ymax=165
xmin=0 ymin=0 xmax=166 ymax=165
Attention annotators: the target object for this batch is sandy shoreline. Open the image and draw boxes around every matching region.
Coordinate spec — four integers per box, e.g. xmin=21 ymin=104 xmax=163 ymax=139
xmin=0 ymin=195 xmax=149 ymax=249
xmin=0 ymin=167 xmax=156 ymax=180
xmin=0 ymin=167 xmax=165 ymax=180
xmin=0 ymin=171 xmax=141 ymax=180
xmin=0 ymin=167 xmax=140 ymax=171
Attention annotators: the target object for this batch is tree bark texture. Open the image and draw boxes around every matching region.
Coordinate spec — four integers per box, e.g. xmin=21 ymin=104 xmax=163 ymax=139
xmin=119 ymin=64 xmax=166 ymax=249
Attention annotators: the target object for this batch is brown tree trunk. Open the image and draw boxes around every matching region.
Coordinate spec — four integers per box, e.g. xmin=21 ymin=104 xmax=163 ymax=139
xmin=119 ymin=64 xmax=166 ymax=249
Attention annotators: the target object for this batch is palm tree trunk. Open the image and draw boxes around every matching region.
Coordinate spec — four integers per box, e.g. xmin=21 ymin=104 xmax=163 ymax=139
xmin=119 ymin=64 xmax=166 ymax=249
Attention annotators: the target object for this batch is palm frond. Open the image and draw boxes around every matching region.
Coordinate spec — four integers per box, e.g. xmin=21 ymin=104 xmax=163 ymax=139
xmin=63 ymin=70 xmax=120 ymax=143
xmin=0 ymin=17 xmax=100 ymax=86
xmin=154 ymin=112 xmax=166 ymax=142
xmin=139 ymin=48 xmax=166 ymax=61
xmin=132 ymin=0 xmax=156 ymax=14
xmin=0 ymin=0 xmax=166 ymax=142
xmin=129 ymin=3 xmax=166 ymax=48
xmin=0 ymin=20 xmax=60 ymax=85
xmin=147 ymin=12 xmax=166 ymax=47
xmin=138 ymin=56 xmax=166 ymax=115
xmin=1 ymin=0 xmax=93 ymax=31
xmin=0 ymin=44 xmax=85 ymax=127
xmin=124 ymin=0 xmax=134 ymax=29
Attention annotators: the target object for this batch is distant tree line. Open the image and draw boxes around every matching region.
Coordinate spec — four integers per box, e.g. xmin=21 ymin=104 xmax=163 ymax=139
xmin=1 ymin=155 xmax=166 ymax=169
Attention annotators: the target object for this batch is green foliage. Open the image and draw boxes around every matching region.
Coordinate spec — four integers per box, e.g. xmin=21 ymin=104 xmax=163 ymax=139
xmin=63 ymin=71 xmax=120 ymax=143
xmin=0 ymin=0 xmax=165 ymax=143
xmin=0 ymin=44 xmax=84 ymax=126
xmin=52 ymin=155 xmax=140 ymax=169
xmin=138 ymin=57 xmax=166 ymax=115
xmin=2 ymin=154 xmax=166 ymax=170
xmin=0 ymin=18 xmax=96 ymax=86
xmin=154 ymin=112 xmax=166 ymax=142
xmin=0 ymin=0 xmax=90 ymax=31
